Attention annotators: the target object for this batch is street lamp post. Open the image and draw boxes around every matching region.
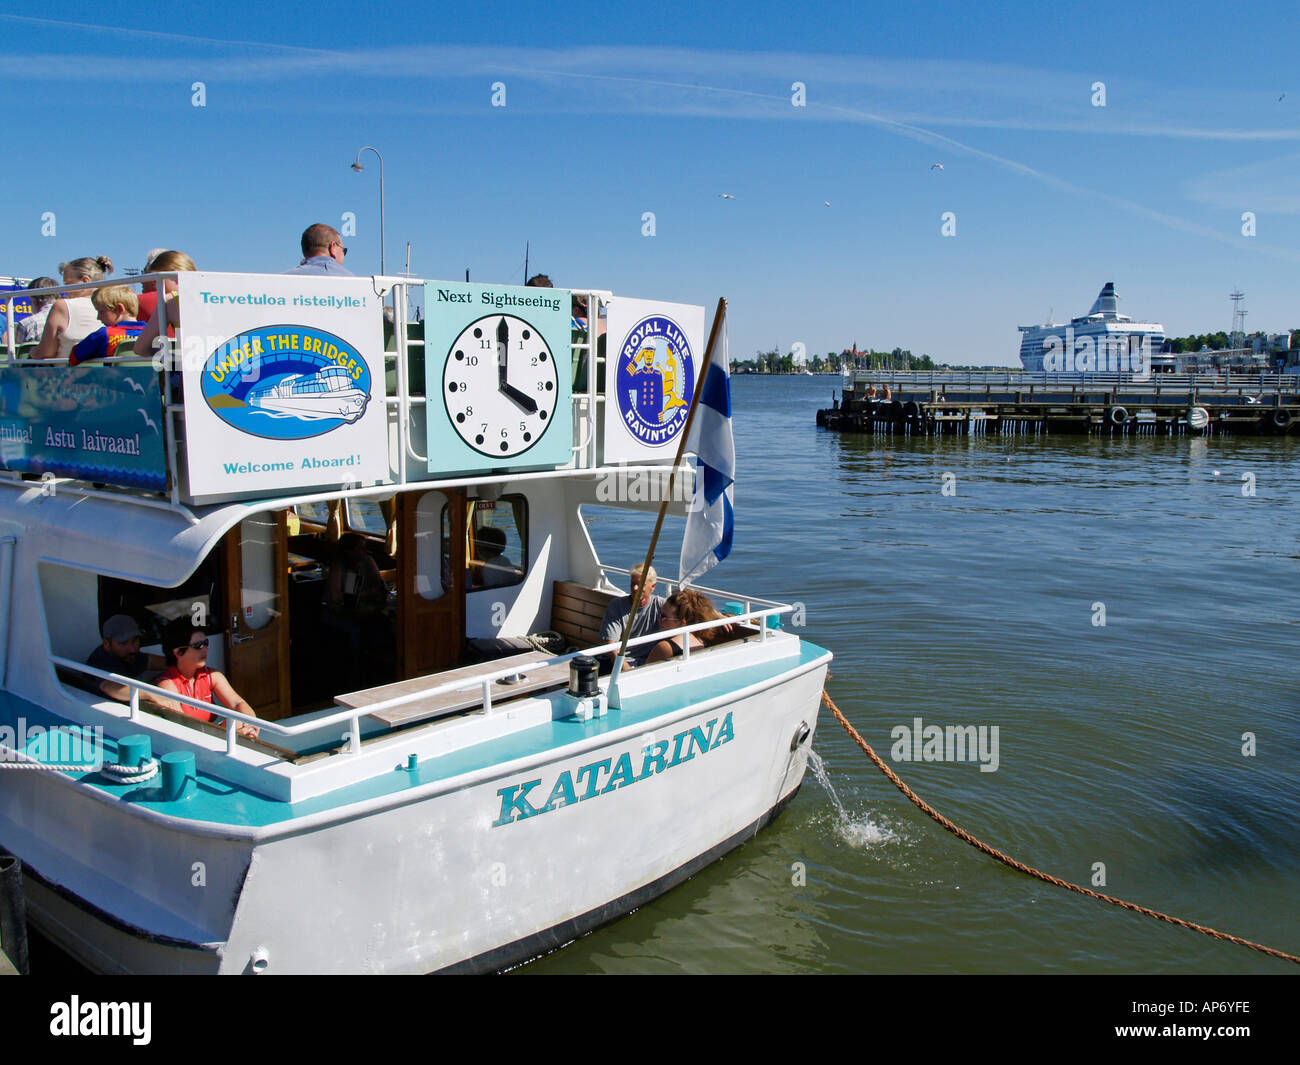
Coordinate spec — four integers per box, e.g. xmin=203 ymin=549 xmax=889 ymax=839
xmin=350 ymin=146 xmax=386 ymax=275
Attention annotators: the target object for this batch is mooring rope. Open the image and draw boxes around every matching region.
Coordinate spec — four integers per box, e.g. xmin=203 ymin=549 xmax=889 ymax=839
xmin=821 ymin=688 xmax=1300 ymax=966
xmin=0 ymin=744 xmax=96 ymax=773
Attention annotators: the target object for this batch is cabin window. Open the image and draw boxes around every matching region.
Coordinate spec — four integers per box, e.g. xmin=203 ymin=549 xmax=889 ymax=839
xmin=414 ymin=491 xmax=448 ymax=600
xmin=238 ymin=515 xmax=279 ymax=631
xmin=346 ymin=498 xmax=390 ymax=537
xmin=96 ymin=557 xmax=223 ymax=649
xmin=467 ymin=495 xmax=527 ymax=592
xmin=297 ymin=501 xmax=331 ymax=528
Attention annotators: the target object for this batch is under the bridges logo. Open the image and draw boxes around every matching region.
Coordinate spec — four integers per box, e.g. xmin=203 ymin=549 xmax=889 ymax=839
xmin=200 ymin=325 xmax=371 ymax=441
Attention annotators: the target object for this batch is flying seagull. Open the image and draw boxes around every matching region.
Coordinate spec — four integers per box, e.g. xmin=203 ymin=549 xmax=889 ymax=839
xmin=1279 ymin=92 xmax=1287 ymax=102
xmin=824 ymin=201 xmax=831 ymax=207
xmin=930 ymin=163 xmax=944 ymax=171
xmin=719 ymin=193 xmax=735 ymax=199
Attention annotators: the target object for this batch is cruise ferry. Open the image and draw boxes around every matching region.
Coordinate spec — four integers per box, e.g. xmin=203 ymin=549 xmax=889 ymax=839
xmin=0 ymin=270 xmax=830 ymax=974
xmin=1018 ymin=282 xmax=1166 ymax=372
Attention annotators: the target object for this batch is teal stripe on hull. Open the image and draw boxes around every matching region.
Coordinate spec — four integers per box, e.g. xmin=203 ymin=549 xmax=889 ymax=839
xmin=0 ymin=641 xmax=828 ymax=830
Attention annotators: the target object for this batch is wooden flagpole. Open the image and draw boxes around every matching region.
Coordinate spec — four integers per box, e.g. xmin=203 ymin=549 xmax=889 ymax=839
xmin=607 ymin=297 xmax=727 ymax=705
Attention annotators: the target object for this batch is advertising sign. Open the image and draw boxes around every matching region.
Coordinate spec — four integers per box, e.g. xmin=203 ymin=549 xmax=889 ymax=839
xmin=0 ymin=285 xmax=34 ymax=322
xmin=424 ymin=280 xmax=572 ymax=474
xmin=177 ymin=272 xmax=388 ymax=498
xmin=0 ymin=363 xmax=167 ymax=490
xmin=603 ymin=297 xmax=705 ymax=463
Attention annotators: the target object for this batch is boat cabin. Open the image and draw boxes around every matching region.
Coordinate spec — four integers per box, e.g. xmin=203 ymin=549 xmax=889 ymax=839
xmin=0 ymin=271 xmax=780 ymax=773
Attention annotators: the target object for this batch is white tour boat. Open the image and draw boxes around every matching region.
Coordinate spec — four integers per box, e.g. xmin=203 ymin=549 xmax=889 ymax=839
xmin=245 ymin=366 xmax=370 ymax=421
xmin=0 ymin=269 xmax=830 ymax=973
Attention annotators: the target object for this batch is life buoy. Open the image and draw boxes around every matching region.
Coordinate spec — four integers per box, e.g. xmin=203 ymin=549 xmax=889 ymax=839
xmin=1272 ymin=408 xmax=1292 ymax=429
xmin=1108 ymin=406 xmax=1128 ymax=425
xmin=1187 ymin=407 xmax=1210 ymax=431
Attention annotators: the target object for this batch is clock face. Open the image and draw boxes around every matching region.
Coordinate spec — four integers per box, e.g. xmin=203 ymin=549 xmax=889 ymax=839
xmin=442 ymin=314 xmax=560 ymax=458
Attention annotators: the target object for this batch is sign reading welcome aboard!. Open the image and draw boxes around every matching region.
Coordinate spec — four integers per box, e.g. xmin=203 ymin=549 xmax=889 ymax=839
xmin=178 ymin=273 xmax=387 ymax=498
xmin=603 ymin=297 xmax=705 ymax=463
xmin=423 ymin=280 xmax=572 ymax=475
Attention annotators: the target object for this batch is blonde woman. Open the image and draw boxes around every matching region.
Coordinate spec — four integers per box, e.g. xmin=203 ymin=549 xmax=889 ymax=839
xmin=133 ymin=250 xmax=197 ymax=359
xmin=32 ymin=256 xmax=113 ymax=359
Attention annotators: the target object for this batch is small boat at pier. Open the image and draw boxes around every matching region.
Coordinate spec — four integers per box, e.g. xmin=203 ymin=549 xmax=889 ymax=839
xmin=0 ymin=270 xmax=830 ymax=973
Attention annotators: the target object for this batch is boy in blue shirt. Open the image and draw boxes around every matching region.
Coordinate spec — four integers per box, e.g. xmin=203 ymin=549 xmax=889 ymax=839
xmin=68 ymin=285 xmax=145 ymax=366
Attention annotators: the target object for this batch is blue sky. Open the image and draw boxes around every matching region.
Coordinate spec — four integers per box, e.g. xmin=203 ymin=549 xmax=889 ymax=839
xmin=4 ymin=1 xmax=1300 ymax=364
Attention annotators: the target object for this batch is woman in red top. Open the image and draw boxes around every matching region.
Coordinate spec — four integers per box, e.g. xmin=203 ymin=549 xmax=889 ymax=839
xmin=156 ymin=619 xmax=259 ymax=740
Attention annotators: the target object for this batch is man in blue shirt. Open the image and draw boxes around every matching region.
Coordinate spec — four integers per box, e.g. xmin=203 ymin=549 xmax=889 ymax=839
xmin=285 ymin=223 xmax=353 ymax=276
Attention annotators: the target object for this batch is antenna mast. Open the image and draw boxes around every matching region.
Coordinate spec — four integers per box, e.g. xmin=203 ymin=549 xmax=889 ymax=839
xmin=1230 ymin=288 xmax=1247 ymax=349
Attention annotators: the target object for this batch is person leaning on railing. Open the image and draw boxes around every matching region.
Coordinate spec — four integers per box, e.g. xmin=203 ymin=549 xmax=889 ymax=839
xmin=599 ymin=562 xmax=665 ymax=672
xmin=155 ymin=618 xmax=260 ymax=741
xmin=31 ymin=256 xmax=113 ymax=359
xmin=81 ymin=614 xmax=166 ymax=702
xmin=643 ymin=589 xmax=736 ymax=665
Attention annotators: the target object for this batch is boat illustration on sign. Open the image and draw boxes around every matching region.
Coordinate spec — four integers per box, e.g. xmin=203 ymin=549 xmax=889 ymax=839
xmin=246 ymin=366 xmax=369 ymax=422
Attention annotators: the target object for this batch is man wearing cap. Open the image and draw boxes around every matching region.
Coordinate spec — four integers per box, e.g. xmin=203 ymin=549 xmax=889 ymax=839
xmin=83 ymin=615 xmax=165 ymax=701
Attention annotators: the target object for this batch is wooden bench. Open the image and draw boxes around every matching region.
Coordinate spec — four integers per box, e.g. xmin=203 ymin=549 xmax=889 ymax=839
xmin=551 ymin=580 xmax=620 ymax=650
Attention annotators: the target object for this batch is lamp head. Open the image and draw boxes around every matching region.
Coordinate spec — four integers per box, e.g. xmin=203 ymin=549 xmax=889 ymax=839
xmin=351 ymin=161 xmax=364 ymax=171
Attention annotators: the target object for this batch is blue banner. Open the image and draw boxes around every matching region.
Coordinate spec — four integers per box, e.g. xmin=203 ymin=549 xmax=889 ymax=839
xmin=0 ymin=285 xmax=34 ymax=322
xmin=0 ymin=363 xmax=168 ymax=490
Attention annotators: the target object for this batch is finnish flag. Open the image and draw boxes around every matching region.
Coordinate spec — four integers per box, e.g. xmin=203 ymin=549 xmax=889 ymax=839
xmin=680 ymin=306 xmax=734 ymax=586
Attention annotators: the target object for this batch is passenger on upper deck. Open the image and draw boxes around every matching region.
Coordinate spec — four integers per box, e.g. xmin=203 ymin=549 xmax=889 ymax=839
xmin=31 ymin=256 xmax=113 ymax=359
xmin=132 ymin=250 xmax=197 ymax=359
xmin=644 ymin=589 xmax=735 ymax=665
xmin=1 ymin=277 xmax=58 ymax=347
xmin=285 ymin=224 xmax=353 ymax=277
xmin=155 ymin=619 xmax=260 ymax=740
xmin=68 ymin=285 xmax=146 ymax=366
xmin=599 ymin=563 xmax=665 ymax=671
xmin=82 ymin=614 xmax=165 ymax=702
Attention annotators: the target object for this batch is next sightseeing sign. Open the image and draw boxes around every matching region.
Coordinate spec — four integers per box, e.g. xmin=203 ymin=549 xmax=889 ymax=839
xmin=177 ymin=273 xmax=388 ymax=500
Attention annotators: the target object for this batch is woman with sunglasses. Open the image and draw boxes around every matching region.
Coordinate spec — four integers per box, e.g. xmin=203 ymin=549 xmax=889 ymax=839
xmin=156 ymin=618 xmax=260 ymax=740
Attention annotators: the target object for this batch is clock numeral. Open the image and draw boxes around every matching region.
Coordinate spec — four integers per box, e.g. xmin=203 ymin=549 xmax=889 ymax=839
xmin=466 ymin=356 xmax=478 ymax=366
xmin=480 ymin=339 xmax=493 ymax=349
xmin=500 ymin=428 xmax=509 ymax=438
xmin=519 ymin=421 xmax=526 ymax=432
xmin=536 ymin=381 xmax=545 ymax=391
xmin=530 ymin=356 xmax=538 ymax=366
xmin=465 ymin=406 xmax=473 ymax=417
xmin=480 ymin=423 xmax=488 ymax=432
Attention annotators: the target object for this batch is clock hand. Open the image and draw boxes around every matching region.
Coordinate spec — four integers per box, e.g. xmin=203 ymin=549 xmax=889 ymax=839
xmin=501 ymin=382 xmax=538 ymax=414
xmin=496 ymin=317 xmax=509 ymax=389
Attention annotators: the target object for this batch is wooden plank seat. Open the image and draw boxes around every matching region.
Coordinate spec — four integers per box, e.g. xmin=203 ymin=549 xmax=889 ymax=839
xmin=336 ymin=650 xmax=568 ymax=728
xmin=551 ymin=580 xmax=619 ymax=650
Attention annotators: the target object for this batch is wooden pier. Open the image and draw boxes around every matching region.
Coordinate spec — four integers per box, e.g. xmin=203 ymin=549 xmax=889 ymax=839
xmin=816 ymin=371 xmax=1300 ymax=437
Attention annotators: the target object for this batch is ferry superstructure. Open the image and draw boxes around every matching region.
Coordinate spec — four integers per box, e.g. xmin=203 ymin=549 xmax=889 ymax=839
xmin=0 ymin=270 xmax=830 ymax=974
xmin=1018 ymin=282 xmax=1166 ymax=372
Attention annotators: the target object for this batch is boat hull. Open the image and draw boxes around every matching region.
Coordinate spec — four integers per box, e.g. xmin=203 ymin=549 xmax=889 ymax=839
xmin=7 ymin=650 xmax=828 ymax=974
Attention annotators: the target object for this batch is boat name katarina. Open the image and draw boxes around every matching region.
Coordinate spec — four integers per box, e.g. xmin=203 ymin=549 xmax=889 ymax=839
xmin=493 ymin=712 xmax=735 ymax=826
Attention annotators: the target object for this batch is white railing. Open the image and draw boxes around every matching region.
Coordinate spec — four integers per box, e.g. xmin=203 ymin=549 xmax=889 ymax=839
xmin=1 ymin=275 xmax=628 ymax=506
xmin=841 ymin=369 xmax=1300 ymax=392
xmin=49 ymin=579 xmax=794 ymax=761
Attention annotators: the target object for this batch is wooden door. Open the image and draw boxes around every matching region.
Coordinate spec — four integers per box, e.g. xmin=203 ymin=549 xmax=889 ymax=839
xmin=398 ymin=489 xmax=465 ymax=679
xmin=221 ymin=511 xmax=292 ymax=720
